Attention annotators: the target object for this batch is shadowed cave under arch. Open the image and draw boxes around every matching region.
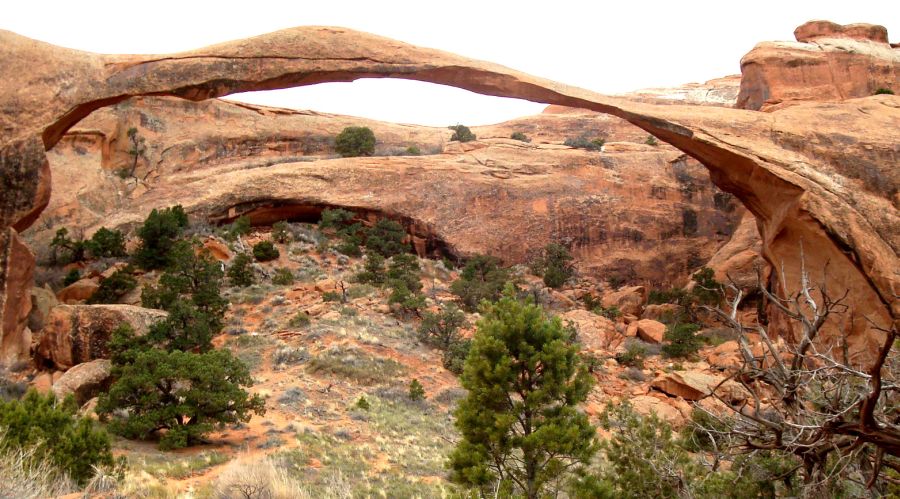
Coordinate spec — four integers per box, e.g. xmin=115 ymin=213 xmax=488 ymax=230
xmin=210 ymin=199 xmax=461 ymax=262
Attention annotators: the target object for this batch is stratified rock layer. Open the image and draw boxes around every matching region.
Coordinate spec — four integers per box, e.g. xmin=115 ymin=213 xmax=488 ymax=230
xmin=0 ymin=23 xmax=897 ymax=362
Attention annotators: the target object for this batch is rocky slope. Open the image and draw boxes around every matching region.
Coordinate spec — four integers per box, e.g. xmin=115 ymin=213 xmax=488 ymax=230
xmin=1 ymin=21 xmax=897 ymax=364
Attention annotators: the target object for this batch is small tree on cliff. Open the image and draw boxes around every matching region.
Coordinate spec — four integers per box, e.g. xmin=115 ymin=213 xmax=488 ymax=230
xmin=448 ymin=286 xmax=597 ymax=498
xmin=123 ymin=127 xmax=146 ymax=179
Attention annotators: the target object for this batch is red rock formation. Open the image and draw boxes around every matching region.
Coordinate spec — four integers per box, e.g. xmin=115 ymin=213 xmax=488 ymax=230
xmin=794 ymin=20 xmax=889 ymax=44
xmin=0 ymin=229 xmax=34 ymax=364
xmin=738 ymin=21 xmax=898 ymax=111
xmin=36 ymin=304 xmax=166 ymax=370
xmin=0 ymin=23 xmax=896 ymax=363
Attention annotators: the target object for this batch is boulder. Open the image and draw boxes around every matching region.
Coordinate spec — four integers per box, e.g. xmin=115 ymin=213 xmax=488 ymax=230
xmin=633 ymin=319 xmax=666 ymax=344
xmin=51 ymin=359 xmax=111 ymax=405
xmin=601 ymin=286 xmax=646 ymax=317
xmin=56 ymin=278 xmax=100 ymax=304
xmin=202 ymin=238 xmax=232 ymax=262
xmin=560 ymin=309 xmax=618 ymax=351
xmin=651 ymin=371 xmax=749 ymax=403
xmin=641 ymin=303 xmax=682 ymax=322
xmin=28 ymin=285 xmax=58 ymax=333
xmin=630 ymin=395 xmax=685 ymax=426
xmin=706 ymin=340 xmax=742 ymax=371
xmin=35 ymin=304 xmax=166 ymax=369
xmin=31 ymin=372 xmax=53 ymax=393
xmin=315 ymin=279 xmax=339 ymax=294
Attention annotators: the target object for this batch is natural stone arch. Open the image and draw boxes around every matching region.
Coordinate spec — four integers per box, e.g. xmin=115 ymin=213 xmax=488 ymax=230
xmin=0 ymin=26 xmax=896 ymax=363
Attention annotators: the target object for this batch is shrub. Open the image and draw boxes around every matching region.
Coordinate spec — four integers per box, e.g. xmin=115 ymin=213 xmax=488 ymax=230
xmin=387 ymin=280 xmax=425 ymax=316
xmin=564 ymin=135 xmax=605 ymax=151
xmin=133 ymin=205 xmax=188 ymax=270
xmin=448 ymin=124 xmax=476 ymax=142
xmin=405 ymin=145 xmax=422 ymax=155
xmin=50 ymin=228 xmax=86 ymax=264
xmin=87 ymin=267 xmax=137 ymax=304
xmin=418 ymin=303 xmax=466 ymax=350
xmin=355 ymin=396 xmax=371 ymax=411
xmin=319 ymin=208 xmax=355 ymax=232
xmin=387 ymin=253 xmax=422 ymax=292
xmin=355 ymin=253 xmax=387 ymax=285
xmin=322 ymin=290 xmax=342 ymax=302
xmin=593 ymin=402 xmax=700 ymax=497
xmin=334 ymin=126 xmax=376 ymax=157
xmin=364 ymin=218 xmax=408 ymax=257
xmin=63 ymin=269 xmax=81 ymax=287
xmin=510 ymin=131 xmax=530 ymax=142
xmin=442 ymin=338 xmax=471 ymax=375
xmin=288 ymin=312 xmax=311 ymax=328
xmin=616 ymin=341 xmax=647 ymax=368
xmin=661 ymin=323 xmax=702 ymax=358
xmin=271 ymin=221 xmax=291 ymax=243
xmin=272 ymin=267 xmax=295 ymax=286
xmin=647 ymin=287 xmax=689 ymax=305
xmin=0 ymin=390 xmax=114 ymax=485
xmin=228 ymin=253 xmax=255 ymax=287
xmin=531 ymin=243 xmax=574 ymax=288
xmin=874 ymin=87 xmax=894 ymax=95
xmin=85 ymin=227 xmax=127 ymax=258
xmin=252 ymin=240 xmax=280 ymax=262
xmin=98 ymin=349 xmax=265 ymax=450
xmin=408 ymin=379 xmax=426 ymax=401
xmin=645 ymin=135 xmax=659 ymax=146
xmin=450 ymin=255 xmax=512 ymax=311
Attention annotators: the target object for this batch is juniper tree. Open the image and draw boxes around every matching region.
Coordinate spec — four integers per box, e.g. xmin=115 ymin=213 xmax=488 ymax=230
xmin=448 ymin=286 xmax=597 ymax=498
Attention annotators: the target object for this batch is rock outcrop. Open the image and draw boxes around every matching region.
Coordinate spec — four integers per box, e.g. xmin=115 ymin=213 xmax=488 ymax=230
xmin=35 ymin=304 xmax=166 ymax=369
xmin=738 ymin=21 xmax=898 ymax=111
xmin=0 ymin=23 xmax=896 ymax=363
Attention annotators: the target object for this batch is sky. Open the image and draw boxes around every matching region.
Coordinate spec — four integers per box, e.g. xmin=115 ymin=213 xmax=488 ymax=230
xmin=3 ymin=1 xmax=897 ymax=126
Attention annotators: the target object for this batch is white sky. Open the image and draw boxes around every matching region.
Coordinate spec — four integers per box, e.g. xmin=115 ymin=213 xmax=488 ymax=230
xmin=4 ymin=1 xmax=897 ymax=126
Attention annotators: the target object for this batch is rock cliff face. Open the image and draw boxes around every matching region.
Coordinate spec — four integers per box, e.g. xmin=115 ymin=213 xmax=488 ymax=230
xmin=27 ymin=96 xmax=740 ymax=288
xmin=0 ymin=22 xmax=897 ymax=363
xmin=737 ymin=21 xmax=899 ymax=111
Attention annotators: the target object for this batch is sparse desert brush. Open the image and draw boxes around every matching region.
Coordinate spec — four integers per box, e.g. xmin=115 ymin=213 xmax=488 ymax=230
xmin=215 ymin=456 xmax=311 ymax=499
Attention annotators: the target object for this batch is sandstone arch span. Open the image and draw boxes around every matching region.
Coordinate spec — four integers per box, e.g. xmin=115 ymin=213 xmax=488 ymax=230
xmin=0 ymin=26 xmax=896 ymax=362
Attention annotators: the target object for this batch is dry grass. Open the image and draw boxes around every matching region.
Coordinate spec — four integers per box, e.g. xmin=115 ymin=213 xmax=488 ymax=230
xmin=214 ymin=455 xmax=352 ymax=499
xmin=0 ymin=445 xmax=76 ymax=498
xmin=306 ymin=345 xmax=406 ymax=385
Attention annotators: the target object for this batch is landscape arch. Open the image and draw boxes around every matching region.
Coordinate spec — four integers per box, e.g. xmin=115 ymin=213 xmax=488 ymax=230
xmin=0 ymin=25 xmax=896 ymax=363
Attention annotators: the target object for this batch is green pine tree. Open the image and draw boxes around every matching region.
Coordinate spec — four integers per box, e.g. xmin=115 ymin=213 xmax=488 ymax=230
xmin=448 ymin=286 xmax=597 ymax=498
